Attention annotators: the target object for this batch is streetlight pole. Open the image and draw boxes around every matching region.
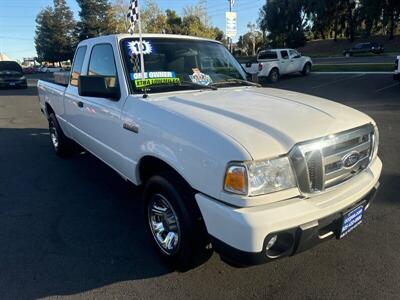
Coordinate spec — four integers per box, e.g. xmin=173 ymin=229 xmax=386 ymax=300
xmin=228 ymin=0 xmax=232 ymax=53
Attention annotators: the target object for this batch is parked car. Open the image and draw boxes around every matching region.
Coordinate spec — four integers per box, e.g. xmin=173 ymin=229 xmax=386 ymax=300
xmin=394 ymin=56 xmax=399 ymax=81
xmin=39 ymin=67 xmax=64 ymax=73
xmin=0 ymin=61 xmax=27 ymax=88
xmin=241 ymin=49 xmax=313 ymax=83
xmin=22 ymin=66 xmax=39 ymax=74
xmin=343 ymin=42 xmax=384 ymax=56
xmin=37 ymin=34 xmax=382 ymax=270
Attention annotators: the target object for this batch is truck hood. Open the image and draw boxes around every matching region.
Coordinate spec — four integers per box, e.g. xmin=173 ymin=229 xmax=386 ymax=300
xmin=151 ymin=87 xmax=373 ymax=159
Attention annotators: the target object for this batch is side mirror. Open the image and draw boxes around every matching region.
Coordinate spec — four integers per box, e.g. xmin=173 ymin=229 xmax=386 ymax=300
xmin=78 ymin=75 xmax=120 ymax=100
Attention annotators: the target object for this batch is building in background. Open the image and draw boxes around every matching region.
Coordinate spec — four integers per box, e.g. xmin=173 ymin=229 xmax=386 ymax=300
xmin=0 ymin=53 xmax=11 ymax=61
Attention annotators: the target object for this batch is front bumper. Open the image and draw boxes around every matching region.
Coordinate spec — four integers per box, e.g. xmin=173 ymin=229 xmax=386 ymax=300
xmin=196 ymin=157 xmax=382 ymax=266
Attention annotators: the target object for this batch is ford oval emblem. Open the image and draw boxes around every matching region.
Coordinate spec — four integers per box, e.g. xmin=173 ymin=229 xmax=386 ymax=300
xmin=342 ymin=151 xmax=361 ymax=168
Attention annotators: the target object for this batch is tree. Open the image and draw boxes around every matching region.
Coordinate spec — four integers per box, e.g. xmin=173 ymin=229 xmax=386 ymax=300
xmin=237 ymin=23 xmax=264 ymax=55
xmin=108 ymin=0 xmax=225 ymax=40
xmin=259 ymin=0 xmax=306 ymax=48
xmin=109 ymin=0 xmax=130 ymax=33
xmin=35 ymin=0 xmax=76 ymax=63
xmin=76 ymin=0 xmax=117 ymax=41
xmin=382 ymin=0 xmax=400 ymax=39
xmin=165 ymin=9 xmax=182 ymax=34
xmin=141 ymin=0 xmax=167 ymax=33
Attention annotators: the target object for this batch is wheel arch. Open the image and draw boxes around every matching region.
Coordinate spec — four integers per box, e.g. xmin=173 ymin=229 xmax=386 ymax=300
xmin=269 ymin=66 xmax=279 ymax=75
xmin=137 ymin=155 xmax=193 ymax=190
xmin=45 ymin=102 xmax=54 ymax=118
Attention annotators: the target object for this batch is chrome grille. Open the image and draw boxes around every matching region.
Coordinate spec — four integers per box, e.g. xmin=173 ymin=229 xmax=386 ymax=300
xmin=289 ymin=124 xmax=375 ymax=194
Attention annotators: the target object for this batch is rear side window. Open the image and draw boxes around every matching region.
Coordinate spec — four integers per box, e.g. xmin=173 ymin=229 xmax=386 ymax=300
xmin=88 ymin=44 xmax=118 ymax=89
xmin=258 ymin=51 xmax=277 ymax=60
xmin=280 ymin=50 xmax=289 ymax=59
xmin=70 ymin=46 xmax=87 ymax=87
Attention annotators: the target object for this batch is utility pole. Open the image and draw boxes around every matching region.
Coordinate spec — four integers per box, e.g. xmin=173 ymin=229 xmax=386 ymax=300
xmin=228 ymin=0 xmax=232 ymax=52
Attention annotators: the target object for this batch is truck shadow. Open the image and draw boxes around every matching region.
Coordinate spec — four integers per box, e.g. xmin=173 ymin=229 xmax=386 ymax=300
xmin=0 ymin=128 xmax=173 ymax=298
xmin=0 ymin=86 xmax=38 ymax=96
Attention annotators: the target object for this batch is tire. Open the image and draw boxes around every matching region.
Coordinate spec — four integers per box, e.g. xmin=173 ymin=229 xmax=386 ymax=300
xmin=143 ymin=172 xmax=211 ymax=271
xmin=268 ymin=68 xmax=279 ymax=83
xmin=301 ymin=63 xmax=311 ymax=76
xmin=48 ymin=112 xmax=74 ymax=156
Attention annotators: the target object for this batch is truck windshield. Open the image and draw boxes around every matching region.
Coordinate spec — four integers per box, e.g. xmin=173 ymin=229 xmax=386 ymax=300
xmin=120 ymin=37 xmax=247 ymax=93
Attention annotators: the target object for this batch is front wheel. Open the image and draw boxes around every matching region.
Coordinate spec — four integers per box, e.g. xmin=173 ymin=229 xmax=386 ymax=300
xmin=301 ymin=63 xmax=311 ymax=76
xmin=144 ymin=173 xmax=211 ymax=271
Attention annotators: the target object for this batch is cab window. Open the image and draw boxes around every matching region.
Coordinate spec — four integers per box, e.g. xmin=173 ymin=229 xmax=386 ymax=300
xmin=70 ymin=46 xmax=87 ymax=87
xmin=289 ymin=49 xmax=299 ymax=57
xmin=258 ymin=51 xmax=278 ymax=60
xmin=88 ymin=44 xmax=119 ymax=90
xmin=280 ymin=50 xmax=289 ymax=59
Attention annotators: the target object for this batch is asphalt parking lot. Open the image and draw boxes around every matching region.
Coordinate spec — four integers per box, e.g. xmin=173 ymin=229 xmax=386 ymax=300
xmin=0 ymin=74 xmax=399 ymax=299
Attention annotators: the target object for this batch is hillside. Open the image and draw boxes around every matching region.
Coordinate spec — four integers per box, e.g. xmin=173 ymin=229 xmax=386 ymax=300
xmin=298 ymin=35 xmax=400 ymax=57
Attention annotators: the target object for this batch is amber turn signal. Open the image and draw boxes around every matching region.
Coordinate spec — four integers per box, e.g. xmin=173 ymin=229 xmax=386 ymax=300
xmin=224 ymin=165 xmax=248 ymax=195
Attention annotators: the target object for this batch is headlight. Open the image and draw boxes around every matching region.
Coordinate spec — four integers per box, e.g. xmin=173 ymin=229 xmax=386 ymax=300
xmin=19 ymin=76 xmax=26 ymax=80
xmin=224 ymin=157 xmax=296 ymax=196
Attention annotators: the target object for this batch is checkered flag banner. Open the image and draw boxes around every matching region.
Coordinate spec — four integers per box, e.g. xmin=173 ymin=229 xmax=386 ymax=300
xmin=127 ymin=0 xmax=139 ymax=35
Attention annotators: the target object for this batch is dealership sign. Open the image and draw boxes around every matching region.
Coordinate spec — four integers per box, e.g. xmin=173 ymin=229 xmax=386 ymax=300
xmin=225 ymin=12 xmax=237 ymax=38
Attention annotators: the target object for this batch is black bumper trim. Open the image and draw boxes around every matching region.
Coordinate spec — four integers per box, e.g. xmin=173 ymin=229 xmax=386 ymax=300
xmin=212 ymin=184 xmax=379 ymax=267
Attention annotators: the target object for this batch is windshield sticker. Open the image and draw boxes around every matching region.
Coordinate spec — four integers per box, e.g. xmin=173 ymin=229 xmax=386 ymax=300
xmin=127 ymin=40 xmax=153 ymax=56
xmin=189 ymin=68 xmax=213 ymax=86
xmin=130 ymin=71 xmax=176 ymax=80
xmin=134 ymin=77 xmax=181 ymax=89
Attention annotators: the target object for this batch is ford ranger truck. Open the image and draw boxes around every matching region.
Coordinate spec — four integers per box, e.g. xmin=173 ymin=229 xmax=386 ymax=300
xmin=37 ymin=34 xmax=381 ymax=270
xmin=241 ymin=49 xmax=313 ymax=83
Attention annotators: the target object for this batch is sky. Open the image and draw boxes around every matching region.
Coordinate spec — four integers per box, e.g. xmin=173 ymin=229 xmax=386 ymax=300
xmin=0 ymin=0 xmax=264 ymax=61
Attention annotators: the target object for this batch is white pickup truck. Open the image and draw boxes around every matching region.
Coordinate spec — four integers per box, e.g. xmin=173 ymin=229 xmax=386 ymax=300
xmin=241 ymin=49 xmax=313 ymax=83
xmin=38 ymin=34 xmax=381 ymax=270
xmin=394 ymin=56 xmax=399 ymax=81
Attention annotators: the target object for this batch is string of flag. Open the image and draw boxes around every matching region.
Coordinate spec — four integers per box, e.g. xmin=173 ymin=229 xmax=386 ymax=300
xmin=127 ymin=0 xmax=139 ymax=35
xmin=127 ymin=0 xmax=145 ymax=84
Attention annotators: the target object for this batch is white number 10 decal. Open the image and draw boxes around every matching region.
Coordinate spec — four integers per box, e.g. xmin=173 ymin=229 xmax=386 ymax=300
xmin=128 ymin=40 xmax=153 ymax=55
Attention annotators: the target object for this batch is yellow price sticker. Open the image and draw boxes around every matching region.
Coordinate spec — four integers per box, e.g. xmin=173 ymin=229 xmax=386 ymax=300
xmin=134 ymin=77 xmax=181 ymax=88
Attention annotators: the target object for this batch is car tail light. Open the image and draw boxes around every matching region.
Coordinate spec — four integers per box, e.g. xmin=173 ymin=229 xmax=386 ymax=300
xmin=258 ymin=63 xmax=263 ymax=72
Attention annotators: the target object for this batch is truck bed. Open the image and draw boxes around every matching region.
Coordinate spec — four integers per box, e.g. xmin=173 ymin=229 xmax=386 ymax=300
xmin=37 ymin=79 xmax=67 ymax=117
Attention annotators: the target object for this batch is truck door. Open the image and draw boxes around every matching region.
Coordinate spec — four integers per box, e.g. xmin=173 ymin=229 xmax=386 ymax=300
xmin=66 ymin=43 xmax=134 ymax=178
xmin=279 ymin=50 xmax=290 ymax=75
xmin=288 ymin=49 xmax=302 ymax=73
xmin=64 ymin=46 xmax=88 ymax=139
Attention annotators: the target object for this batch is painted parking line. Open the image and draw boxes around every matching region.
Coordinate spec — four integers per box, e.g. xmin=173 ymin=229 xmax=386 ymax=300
xmin=310 ymin=73 xmax=365 ymax=90
xmin=375 ymin=82 xmax=399 ymax=93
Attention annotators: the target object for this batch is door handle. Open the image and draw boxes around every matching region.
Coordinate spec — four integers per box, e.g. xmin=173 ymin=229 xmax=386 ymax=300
xmin=77 ymin=101 xmax=84 ymax=108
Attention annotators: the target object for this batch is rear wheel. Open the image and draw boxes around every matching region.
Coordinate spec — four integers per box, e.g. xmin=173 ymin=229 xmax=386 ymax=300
xmin=144 ymin=172 xmax=211 ymax=271
xmin=268 ymin=68 xmax=279 ymax=83
xmin=48 ymin=112 xmax=74 ymax=156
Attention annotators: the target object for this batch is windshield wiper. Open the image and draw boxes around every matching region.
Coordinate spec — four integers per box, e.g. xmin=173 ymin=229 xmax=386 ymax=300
xmin=211 ymin=78 xmax=261 ymax=87
xmin=180 ymin=80 xmax=218 ymax=90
